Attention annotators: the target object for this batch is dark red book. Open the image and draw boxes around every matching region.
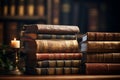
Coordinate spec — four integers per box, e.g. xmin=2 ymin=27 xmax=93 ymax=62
xmin=36 ymin=53 xmax=82 ymax=60
xmin=86 ymin=63 xmax=120 ymax=75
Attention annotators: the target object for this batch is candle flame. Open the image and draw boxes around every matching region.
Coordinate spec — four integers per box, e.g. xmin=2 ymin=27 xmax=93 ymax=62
xmin=14 ymin=38 xmax=16 ymax=41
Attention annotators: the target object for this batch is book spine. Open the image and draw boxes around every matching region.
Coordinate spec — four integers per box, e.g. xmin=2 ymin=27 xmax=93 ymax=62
xmin=17 ymin=0 xmax=25 ymax=16
xmin=35 ymin=67 xmax=81 ymax=75
xmin=35 ymin=0 xmax=45 ymax=17
xmin=60 ymin=0 xmax=71 ymax=25
xmin=86 ymin=63 xmax=120 ymax=75
xmin=36 ymin=40 xmax=79 ymax=53
xmin=23 ymin=33 xmax=77 ymax=40
xmin=3 ymin=0 xmax=8 ymax=16
xmin=36 ymin=53 xmax=82 ymax=60
xmin=26 ymin=0 xmax=34 ymax=16
xmin=88 ymin=7 xmax=98 ymax=32
xmin=85 ymin=32 xmax=120 ymax=41
xmin=24 ymin=24 xmax=80 ymax=34
xmin=86 ymin=53 xmax=120 ymax=63
xmin=8 ymin=0 xmax=16 ymax=16
xmin=52 ymin=0 xmax=60 ymax=24
xmin=36 ymin=60 xmax=81 ymax=67
xmin=81 ymin=41 xmax=120 ymax=52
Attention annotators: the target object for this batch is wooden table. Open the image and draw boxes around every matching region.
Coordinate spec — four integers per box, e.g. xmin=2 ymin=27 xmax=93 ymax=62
xmin=0 ymin=75 xmax=120 ymax=80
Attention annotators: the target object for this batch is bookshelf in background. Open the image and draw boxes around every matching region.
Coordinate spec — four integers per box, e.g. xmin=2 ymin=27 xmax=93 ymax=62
xmin=0 ymin=0 xmax=52 ymax=45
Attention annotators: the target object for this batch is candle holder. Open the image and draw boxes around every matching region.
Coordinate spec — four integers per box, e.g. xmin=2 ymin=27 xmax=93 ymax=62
xmin=10 ymin=48 xmax=22 ymax=75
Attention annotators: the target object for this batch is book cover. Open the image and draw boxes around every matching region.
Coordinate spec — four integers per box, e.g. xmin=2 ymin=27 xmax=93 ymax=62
xmin=86 ymin=53 xmax=120 ymax=63
xmin=81 ymin=41 xmax=120 ymax=52
xmin=36 ymin=53 xmax=82 ymax=60
xmin=86 ymin=63 xmax=120 ymax=75
xmin=81 ymin=32 xmax=120 ymax=42
xmin=35 ymin=67 xmax=80 ymax=75
xmin=36 ymin=60 xmax=81 ymax=67
xmin=36 ymin=40 xmax=79 ymax=53
xmin=23 ymin=24 xmax=80 ymax=34
xmin=23 ymin=33 xmax=77 ymax=40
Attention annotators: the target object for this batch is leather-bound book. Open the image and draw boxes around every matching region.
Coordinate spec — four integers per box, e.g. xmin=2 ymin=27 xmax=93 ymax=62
xmin=81 ymin=41 xmax=120 ymax=52
xmin=86 ymin=63 xmax=120 ymax=75
xmin=81 ymin=32 xmax=120 ymax=42
xmin=23 ymin=24 xmax=80 ymax=34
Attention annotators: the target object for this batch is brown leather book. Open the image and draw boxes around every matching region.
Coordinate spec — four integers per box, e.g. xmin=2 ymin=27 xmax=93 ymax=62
xmin=36 ymin=60 xmax=81 ymax=67
xmin=81 ymin=41 xmax=120 ymax=52
xmin=86 ymin=53 xmax=120 ymax=63
xmin=86 ymin=63 xmax=120 ymax=75
xmin=23 ymin=24 xmax=80 ymax=34
xmin=35 ymin=67 xmax=80 ymax=75
xmin=36 ymin=53 xmax=82 ymax=60
xmin=36 ymin=40 xmax=79 ymax=53
xmin=81 ymin=32 xmax=120 ymax=42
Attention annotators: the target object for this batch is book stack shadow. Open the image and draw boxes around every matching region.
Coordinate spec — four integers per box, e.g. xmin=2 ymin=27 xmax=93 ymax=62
xmin=21 ymin=24 xmax=83 ymax=75
xmin=80 ymin=32 xmax=120 ymax=75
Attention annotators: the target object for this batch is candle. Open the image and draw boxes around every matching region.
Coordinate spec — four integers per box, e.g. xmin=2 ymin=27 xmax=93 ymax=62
xmin=11 ymin=38 xmax=20 ymax=48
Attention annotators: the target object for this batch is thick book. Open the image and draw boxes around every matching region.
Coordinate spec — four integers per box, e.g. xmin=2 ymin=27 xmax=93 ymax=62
xmin=81 ymin=32 xmax=120 ymax=42
xmin=36 ymin=53 xmax=82 ymax=60
xmin=35 ymin=67 xmax=81 ymax=75
xmin=22 ymin=39 xmax=79 ymax=53
xmin=86 ymin=53 xmax=120 ymax=63
xmin=81 ymin=41 xmax=120 ymax=52
xmin=23 ymin=24 xmax=80 ymax=34
xmin=36 ymin=60 xmax=81 ymax=67
xmin=86 ymin=63 xmax=120 ymax=75
xmin=23 ymin=33 xmax=77 ymax=39
xmin=36 ymin=40 xmax=79 ymax=53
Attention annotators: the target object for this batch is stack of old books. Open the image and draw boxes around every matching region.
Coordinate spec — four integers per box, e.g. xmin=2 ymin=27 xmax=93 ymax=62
xmin=21 ymin=24 xmax=83 ymax=75
xmin=80 ymin=32 xmax=120 ymax=74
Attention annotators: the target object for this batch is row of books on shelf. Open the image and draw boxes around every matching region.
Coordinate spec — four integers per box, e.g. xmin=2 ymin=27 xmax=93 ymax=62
xmin=0 ymin=0 xmax=46 ymax=17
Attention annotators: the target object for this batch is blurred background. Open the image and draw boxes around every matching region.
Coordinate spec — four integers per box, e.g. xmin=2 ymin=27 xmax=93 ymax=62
xmin=0 ymin=0 xmax=120 ymax=45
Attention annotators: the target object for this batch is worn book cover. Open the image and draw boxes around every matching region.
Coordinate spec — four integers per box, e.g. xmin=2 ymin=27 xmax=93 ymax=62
xmin=81 ymin=41 xmax=120 ymax=52
xmin=81 ymin=32 xmax=120 ymax=42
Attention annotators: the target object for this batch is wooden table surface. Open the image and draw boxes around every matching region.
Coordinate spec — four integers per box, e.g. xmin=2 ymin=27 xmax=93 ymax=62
xmin=0 ymin=75 xmax=120 ymax=80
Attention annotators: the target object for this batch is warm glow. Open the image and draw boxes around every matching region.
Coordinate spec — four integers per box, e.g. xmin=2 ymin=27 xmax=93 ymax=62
xmin=11 ymin=38 xmax=20 ymax=48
